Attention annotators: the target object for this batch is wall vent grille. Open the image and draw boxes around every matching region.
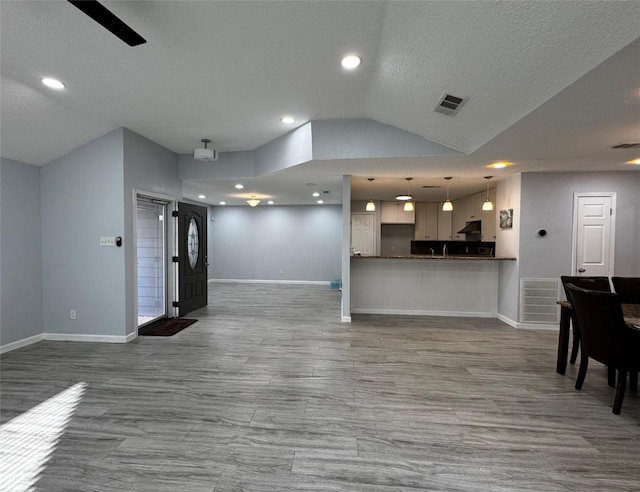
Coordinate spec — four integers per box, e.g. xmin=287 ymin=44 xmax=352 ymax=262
xmin=434 ymin=94 xmax=468 ymax=116
xmin=520 ymin=278 xmax=560 ymax=324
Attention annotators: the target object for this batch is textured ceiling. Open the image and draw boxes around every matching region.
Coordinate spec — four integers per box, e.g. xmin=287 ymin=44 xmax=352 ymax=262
xmin=1 ymin=0 xmax=639 ymax=205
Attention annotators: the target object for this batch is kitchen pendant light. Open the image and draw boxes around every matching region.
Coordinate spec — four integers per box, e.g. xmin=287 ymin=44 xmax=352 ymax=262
xmin=403 ymin=178 xmax=414 ymax=211
xmin=482 ymin=176 xmax=494 ymax=211
xmin=246 ymin=196 xmax=260 ymax=207
xmin=366 ymin=178 xmax=376 ymax=211
xmin=442 ymin=177 xmax=453 ymax=211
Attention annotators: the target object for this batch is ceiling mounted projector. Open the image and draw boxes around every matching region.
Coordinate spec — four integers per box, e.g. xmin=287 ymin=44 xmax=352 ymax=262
xmin=193 ymin=138 xmax=217 ymax=162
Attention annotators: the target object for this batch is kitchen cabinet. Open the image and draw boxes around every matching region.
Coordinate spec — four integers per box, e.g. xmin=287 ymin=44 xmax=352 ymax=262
xmin=451 ymin=195 xmax=470 ymax=240
xmin=414 ymin=202 xmax=438 ymax=240
xmin=452 ymin=192 xmax=484 ymax=240
xmin=481 ymin=188 xmax=497 ymax=240
xmin=437 ymin=203 xmax=453 ymax=240
xmin=381 ymin=201 xmax=415 ymax=224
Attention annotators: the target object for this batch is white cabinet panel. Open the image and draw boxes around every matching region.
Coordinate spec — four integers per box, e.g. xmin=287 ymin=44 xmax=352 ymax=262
xmin=481 ymin=188 xmax=497 ymax=240
xmin=380 ymin=201 xmax=398 ymax=223
xmin=381 ymin=201 xmax=415 ymax=224
xmin=437 ymin=204 xmax=453 ymax=240
xmin=414 ymin=202 xmax=438 ymax=240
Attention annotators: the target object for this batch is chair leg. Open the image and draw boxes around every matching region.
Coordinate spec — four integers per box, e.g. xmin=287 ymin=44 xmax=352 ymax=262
xmin=613 ymin=370 xmax=628 ymax=415
xmin=630 ymin=370 xmax=638 ymax=391
xmin=570 ymin=325 xmax=580 ymax=364
xmin=575 ymin=353 xmax=589 ymax=390
xmin=608 ymin=366 xmax=616 ymax=388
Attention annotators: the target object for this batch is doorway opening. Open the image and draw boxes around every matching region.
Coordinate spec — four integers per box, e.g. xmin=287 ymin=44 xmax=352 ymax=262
xmin=136 ymin=197 xmax=168 ymax=327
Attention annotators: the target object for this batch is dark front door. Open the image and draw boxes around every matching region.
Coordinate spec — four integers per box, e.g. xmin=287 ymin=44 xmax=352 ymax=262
xmin=177 ymin=202 xmax=208 ymax=316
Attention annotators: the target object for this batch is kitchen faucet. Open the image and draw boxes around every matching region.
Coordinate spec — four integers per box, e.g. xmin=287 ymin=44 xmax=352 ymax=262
xmin=429 ymin=248 xmax=434 ymax=257
xmin=442 ymin=244 xmax=447 ymax=257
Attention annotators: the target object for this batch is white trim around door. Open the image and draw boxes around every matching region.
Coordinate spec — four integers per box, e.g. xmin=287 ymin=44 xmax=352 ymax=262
xmin=571 ymin=192 xmax=616 ymax=278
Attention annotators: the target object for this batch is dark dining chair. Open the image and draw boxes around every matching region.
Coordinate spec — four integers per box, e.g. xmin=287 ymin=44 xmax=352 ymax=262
xmin=560 ymin=276 xmax=611 ymax=366
xmin=612 ymin=277 xmax=640 ymax=304
xmin=565 ymin=284 xmax=640 ymax=414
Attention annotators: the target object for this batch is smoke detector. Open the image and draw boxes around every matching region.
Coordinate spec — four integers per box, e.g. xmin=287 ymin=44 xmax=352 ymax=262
xmin=193 ymin=138 xmax=218 ymax=162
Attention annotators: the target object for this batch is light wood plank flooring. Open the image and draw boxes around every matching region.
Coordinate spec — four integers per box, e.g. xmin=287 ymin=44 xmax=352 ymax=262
xmin=1 ymin=282 xmax=638 ymax=491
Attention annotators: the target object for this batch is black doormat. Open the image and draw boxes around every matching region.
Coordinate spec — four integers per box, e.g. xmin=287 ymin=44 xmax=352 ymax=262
xmin=138 ymin=318 xmax=197 ymax=336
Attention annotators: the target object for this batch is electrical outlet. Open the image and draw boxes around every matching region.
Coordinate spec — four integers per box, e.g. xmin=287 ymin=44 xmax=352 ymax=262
xmin=100 ymin=236 xmax=116 ymax=246
xmin=279 ymin=269 xmax=284 ymax=275
xmin=70 ymin=309 xmax=77 ymax=320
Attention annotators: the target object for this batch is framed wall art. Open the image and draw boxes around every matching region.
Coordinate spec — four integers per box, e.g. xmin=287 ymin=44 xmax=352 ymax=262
xmin=499 ymin=209 xmax=513 ymax=229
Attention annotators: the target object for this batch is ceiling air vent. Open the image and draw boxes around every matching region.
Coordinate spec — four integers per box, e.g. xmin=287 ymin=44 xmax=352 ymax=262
xmin=610 ymin=143 xmax=640 ymax=149
xmin=434 ymin=93 xmax=468 ymax=116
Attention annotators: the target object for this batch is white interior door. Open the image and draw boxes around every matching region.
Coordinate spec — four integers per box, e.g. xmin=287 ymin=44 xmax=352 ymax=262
xmin=572 ymin=193 xmax=615 ymax=277
xmin=351 ymin=213 xmax=375 ymax=256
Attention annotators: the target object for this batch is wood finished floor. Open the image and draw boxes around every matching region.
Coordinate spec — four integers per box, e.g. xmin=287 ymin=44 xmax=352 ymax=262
xmin=1 ymin=282 xmax=639 ymax=491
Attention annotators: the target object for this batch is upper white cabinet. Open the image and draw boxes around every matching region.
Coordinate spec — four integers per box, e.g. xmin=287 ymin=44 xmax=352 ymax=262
xmin=381 ymin=201 xmax=415 ymax=224
xmin=437 ymin=204 xmax=453 ymax=240
xmin=481 ymin=188 xmax=497 ymax=240
xmin=451 ymin=192 xmax=495 ymax=240
xmin=451 ymin=195 xmax=472 ymax=240
xmin=414 ymin=202 xmax=439 ymax=240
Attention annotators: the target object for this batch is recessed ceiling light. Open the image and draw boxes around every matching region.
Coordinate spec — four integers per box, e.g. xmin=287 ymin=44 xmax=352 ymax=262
xmin=281 ymin=116 xmax=295 ymax=124
xmin=312 ymin=192 xmax=320 ymax=197
xmin=235 ymin=184 xmax=244 ymax=189
xmin=41 ymin=77 xmax=66 ymax=90
xmin=219 ymin=201 xmax=226 ymax=205
xmin=317 ymin=200 xmax=324 ymax=204
xmin=341 ymin=54 xmax=362 ymax=70
xmin=198 ymin=194 xmax=206 ymax=199
xmin=268 ymin=200 xmax=274 ymax=205
xmin=626 ymin=158 xmax=640 ymax=165
xmin=487 ymin=161 xmax=513 ymax=169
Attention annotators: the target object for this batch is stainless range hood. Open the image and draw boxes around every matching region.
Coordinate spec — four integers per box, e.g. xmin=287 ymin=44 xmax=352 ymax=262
xmin=457 ymin=220 xmax=481 ymax=234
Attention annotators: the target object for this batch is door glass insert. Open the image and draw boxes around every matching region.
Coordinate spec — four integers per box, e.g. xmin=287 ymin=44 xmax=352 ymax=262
xmin=187 ymin=217 xmax=199 ymax=269
xmin=137 ymin=199 xmax=167 ymax=327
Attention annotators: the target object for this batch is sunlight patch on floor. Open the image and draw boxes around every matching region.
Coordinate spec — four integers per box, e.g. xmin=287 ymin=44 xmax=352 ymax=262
xmin=0 ymin=382 xmax=87 ymax=492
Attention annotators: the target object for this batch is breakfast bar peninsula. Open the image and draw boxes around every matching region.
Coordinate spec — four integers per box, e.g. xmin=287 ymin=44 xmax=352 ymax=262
xmin=351 ymin=255 xmax=516 ymax=318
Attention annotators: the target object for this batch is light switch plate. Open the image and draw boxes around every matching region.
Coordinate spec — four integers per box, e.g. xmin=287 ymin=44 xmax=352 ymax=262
xmin=100 ymin=236 xmax=116 ymax=246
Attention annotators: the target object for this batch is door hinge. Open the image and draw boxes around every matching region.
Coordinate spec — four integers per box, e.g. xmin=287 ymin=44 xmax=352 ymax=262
xmin=610 ymin=208 xmax=612 ymax=216
xmin=172 ymin=301 xmax=180 ymax=308
xmin=172 ymin=256 xmax=179 ymax=262
xmin=172 ymin=210 xmax=179 ymax=217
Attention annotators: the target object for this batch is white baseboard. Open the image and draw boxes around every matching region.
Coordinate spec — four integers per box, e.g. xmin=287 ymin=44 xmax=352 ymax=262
xmin=0 ymin=334 xmax=44 ymax=354
xmin=497 ymin=313 xmax=518 ymax=328
xmin=497 ymin=313 xmax=557 ymax=330
xmin=351 ymin=308 xmax=494 ymax=318
xmin=43 ymin=333 xmax=132 ymax=343
xmin=341 ymin=316 xmax=352 ymax=323
xmin=209 ymin=278 xmax=330 ymax=286
xmin=1 ymin=332 xmax=134 ymax=353
xmin=515 ymin=323 xmax=558 ymax=331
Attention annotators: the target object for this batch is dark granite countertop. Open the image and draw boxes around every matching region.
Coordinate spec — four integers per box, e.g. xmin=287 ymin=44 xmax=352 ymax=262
xmin=351 ymin=255 xmax=516 ymax=260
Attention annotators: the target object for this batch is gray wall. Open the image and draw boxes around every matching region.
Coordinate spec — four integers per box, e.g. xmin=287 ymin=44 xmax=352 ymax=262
xmin=208 ymin=205 xmax=342 ymax=281
xmin=123 ymin=129 xmax=180 ymax=336
xmin=0 ymin=158 xmax=43 ymax=346
xmin=495 ymin=174 xmax=521 ymax=323
xmin=41 ymin=129 xmax=126 ymax=337
xmin=519 ymin=171 xmax=640 ymax=279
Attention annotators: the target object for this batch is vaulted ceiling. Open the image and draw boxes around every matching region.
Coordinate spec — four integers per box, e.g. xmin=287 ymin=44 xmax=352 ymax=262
xmin=2 ymin=1 xmax=639 ymax=205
